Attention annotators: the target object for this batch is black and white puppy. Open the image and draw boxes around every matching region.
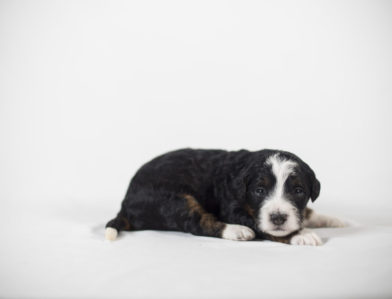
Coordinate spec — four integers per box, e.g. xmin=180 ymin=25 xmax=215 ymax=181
xmin=105 ymin=148 xmax=344 ymax=245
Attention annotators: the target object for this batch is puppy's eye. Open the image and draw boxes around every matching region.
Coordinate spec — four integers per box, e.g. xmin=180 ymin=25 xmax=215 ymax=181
xmin=255 ymin=187 xmax=266 ymax=196
xmin=294 ymin=187 xmax=304 ymax=195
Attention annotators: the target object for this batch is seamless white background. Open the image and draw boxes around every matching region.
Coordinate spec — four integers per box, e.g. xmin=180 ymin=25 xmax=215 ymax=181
xmin=1 ymin=1 xmax=392 ymax=298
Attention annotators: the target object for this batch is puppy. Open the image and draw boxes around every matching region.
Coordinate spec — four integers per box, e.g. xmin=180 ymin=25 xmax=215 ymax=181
xmin=105 ymin=148 xmax=345 ymax=245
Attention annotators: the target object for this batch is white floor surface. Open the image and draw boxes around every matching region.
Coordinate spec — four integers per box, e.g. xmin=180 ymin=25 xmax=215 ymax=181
xmin=1 ymin=198 xmax=391 ymax=299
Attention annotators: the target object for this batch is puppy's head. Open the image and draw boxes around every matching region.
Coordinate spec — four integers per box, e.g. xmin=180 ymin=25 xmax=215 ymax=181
xmin=245 ymin=151 xmax=320 ymax=237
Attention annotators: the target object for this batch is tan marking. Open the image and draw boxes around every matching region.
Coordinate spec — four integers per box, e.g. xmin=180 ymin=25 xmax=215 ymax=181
xmin=184 ymin=194 xmax=204 ymax=215
xmin=265 ymin=235 xmax=291 ymax=244
xmin=304 ymin=207 xmax=313 ymax=220
xmin=183 ymin=194 xmax=224 ymax=235
xmin=263 ymin=230 xmax=300 ymax=244
xmin=244 ymin=204 xmax=255 ymax=218
xmin=121 ymin=217 xmax=131 ymax=230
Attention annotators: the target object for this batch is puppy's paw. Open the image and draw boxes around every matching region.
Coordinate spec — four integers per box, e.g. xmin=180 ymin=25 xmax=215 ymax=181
xmin=326 ymin=217 xmax=347 ymax=228
xmin=105 ymin=227 xmax=118 ymax=241
xmin=222 ymin=224 xmax=255 ymax=241
xmin=304 ymin=212 xmax=347 ymax=228
xmin=290 ymin=229 xmax=322 ymax=246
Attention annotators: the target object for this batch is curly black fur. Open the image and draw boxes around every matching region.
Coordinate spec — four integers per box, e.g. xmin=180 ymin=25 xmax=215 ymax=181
xmin=106 ymin=148 xmax=320 ymax=241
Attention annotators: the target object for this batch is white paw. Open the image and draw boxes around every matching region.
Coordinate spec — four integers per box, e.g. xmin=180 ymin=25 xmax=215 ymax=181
xmin=304 ymin=212 xmax=347 ymax=228
xmin=105 ymin=227 xmax=118 ymax=241
xmin=326 ymin=217 xmax=347 ymax=228
xmin=222 ymin=224 xmax=255 ymax=241
xmin=290 ymin=229 xmax=322 ymax=246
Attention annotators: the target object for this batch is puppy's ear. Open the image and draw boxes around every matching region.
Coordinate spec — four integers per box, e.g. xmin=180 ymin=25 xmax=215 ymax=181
xmin=300 ymin=160 xmax=321 ymax=202
xmin=310 ymin=176 xmax=321 ymax=202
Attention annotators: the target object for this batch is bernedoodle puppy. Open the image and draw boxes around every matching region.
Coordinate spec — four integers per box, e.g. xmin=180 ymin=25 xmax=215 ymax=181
xmin=105 ymin=148 xmax=345 ymax=245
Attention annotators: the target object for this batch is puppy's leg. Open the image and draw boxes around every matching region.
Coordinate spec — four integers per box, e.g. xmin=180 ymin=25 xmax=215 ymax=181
xmin=183 ymin=194 xmax=255 ymax=241
xmin=105 ymin=210 xmax=131 ymax=241
xmin=263 ymin=229 xmax=323 ymax=246
xmin=290 ymin=229 xmax=323 ymax=246
xmin=303 ymin=208 xmax=346 ymax=228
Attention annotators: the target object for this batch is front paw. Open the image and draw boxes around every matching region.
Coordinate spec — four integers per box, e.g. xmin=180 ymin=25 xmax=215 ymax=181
xmin=290 ymin=229 xmax=323 ymax=246
xmin=222 ymin=224 xmax=255 ymax=241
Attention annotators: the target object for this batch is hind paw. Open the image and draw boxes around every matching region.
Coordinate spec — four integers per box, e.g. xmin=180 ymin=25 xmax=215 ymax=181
xmin=105 ymin=227 xmax=118 ymax=241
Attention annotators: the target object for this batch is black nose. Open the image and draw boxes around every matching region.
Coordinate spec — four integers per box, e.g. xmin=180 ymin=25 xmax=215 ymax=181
xmin=270 ymin=213 xmax=288 ymax=226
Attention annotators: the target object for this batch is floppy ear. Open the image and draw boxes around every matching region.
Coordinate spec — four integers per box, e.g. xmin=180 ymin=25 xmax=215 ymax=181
xmin=310 ymin=176 xmax=321 ymax=202
xmin=300 ymin=160 xmax=321 ymax=202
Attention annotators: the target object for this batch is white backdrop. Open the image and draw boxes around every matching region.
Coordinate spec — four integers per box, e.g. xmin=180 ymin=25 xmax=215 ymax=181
xmin=1 ymin=1 xmax=392 ymax=298
xmin=1 ymin=0 xmax=392 ymax=207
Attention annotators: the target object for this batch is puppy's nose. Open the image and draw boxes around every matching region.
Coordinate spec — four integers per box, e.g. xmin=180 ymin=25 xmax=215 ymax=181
xmin=270 ymin=213 xmax=288 ymax=226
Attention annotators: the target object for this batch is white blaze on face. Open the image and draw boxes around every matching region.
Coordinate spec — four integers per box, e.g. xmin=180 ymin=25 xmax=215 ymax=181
xmin=258 ymin=154 xmax=300 ymax=237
